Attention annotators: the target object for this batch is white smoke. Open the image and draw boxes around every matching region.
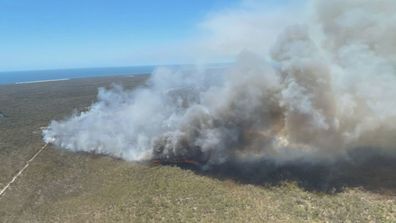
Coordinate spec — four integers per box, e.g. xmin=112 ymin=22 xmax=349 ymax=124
xmin=193 ymin=0 xmax=306 ymax=62
xmin=44 ymin=0 xmax=396 ymax=164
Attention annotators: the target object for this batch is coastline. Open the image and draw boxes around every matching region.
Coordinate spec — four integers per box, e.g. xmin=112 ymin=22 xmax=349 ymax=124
xmin=0 ymin=65 xmax=156 ymax=85
xmin=15 ymin=78 xmax=70 ymax=85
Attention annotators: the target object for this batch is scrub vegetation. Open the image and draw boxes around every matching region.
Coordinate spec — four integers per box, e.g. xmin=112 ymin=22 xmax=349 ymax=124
xmin=0 ymin=76 xmax=394 ymax=222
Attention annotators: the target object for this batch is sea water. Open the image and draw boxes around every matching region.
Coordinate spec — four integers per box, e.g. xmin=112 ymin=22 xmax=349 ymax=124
xmin=0 ymin=66 xmax=156 ymax=85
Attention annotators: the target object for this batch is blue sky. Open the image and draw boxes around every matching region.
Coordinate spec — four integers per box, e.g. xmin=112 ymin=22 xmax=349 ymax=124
xmin=0 ymin=0 xmax=292 ymax=71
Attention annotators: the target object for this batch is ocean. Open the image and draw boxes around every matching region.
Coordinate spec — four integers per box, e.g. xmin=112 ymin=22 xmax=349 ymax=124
xmin=0 ymin=66 xmax=156 ymax=85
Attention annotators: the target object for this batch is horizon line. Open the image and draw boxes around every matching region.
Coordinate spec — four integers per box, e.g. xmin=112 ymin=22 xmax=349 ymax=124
xmin=0 ymin=62 xmax=233 ymax=74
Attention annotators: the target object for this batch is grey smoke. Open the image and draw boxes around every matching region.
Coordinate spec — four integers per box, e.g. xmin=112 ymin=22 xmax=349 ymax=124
xmin=43 ymin=0 xmax=396 ymax=165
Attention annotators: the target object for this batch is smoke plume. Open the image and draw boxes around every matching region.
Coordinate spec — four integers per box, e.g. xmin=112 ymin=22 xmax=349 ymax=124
xmin=43 ymin=0 xmax=396 ymax=166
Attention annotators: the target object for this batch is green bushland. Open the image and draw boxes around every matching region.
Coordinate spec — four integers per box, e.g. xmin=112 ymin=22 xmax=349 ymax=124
xmin=0 ymin=76 xmax=394 ymax=222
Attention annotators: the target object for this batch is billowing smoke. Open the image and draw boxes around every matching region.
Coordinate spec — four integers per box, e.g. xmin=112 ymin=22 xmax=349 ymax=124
xmin=43 ymin=0 xmax=396 ymax=166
